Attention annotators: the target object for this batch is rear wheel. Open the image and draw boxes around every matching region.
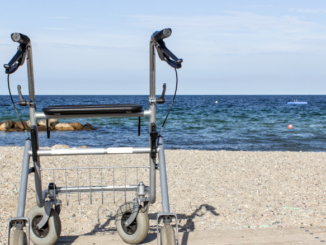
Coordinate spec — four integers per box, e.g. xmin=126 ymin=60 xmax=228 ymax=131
xmin=10 ymin=230 xmax=27 ymax=245
xmin=115 ymin=202 xmax=149 ymax=244
xmin=160 ymin=224 xmax=176 ymax=245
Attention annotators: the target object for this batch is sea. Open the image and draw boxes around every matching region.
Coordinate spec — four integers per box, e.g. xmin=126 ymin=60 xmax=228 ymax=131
xmin=1 ymin=95 xmax=326 ymax=151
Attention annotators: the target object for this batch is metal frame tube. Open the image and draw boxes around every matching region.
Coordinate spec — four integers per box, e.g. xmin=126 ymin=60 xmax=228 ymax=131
xmin=27 ymin=44 xmax=43 ymax=208
xmin=54 ymin=185 xmax=149 ymax=193
xmin=150 ymin=41 xmax=156 ymax=100
xmin=16 ymin=140 xmax=31 ymax=217
xmin=157 ymin=136 xmax=170 ymax=213
xmin=30 ymin=104 xmax=43 ymax=208
xmin=26 ymin=45 xmax=35 ymax=101
xmin=42 ymin=166 xmax=149 ymax=171
xmin=29 ymin=147 xmax=153 ymax=156
xmin=35 ymin=110 xmax=151 ymax=120
xmin=149 ymin=40 xmax=156 ymax=204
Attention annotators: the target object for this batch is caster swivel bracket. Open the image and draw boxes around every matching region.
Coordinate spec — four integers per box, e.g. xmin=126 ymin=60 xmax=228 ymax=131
xmin=157 ymin=212 xmax=179 ymax=245
xmin=8 ymin=217 xmax=30 ymax=245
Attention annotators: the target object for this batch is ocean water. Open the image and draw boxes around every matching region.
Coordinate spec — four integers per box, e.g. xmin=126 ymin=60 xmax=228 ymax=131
xmin=1 ymin=95 xmax=326 ymax=151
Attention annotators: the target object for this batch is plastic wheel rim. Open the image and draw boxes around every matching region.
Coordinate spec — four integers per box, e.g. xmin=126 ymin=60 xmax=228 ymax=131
xmin=31 ymin=215 xmax=49 ymax=238
xmin=121 ymin=212 xmax=137 ymax=235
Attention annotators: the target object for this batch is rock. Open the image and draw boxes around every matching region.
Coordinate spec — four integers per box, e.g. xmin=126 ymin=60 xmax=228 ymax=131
xmin=38 ymin=120 xmax=46 ymax=127
xmin=15 ymin=121 xmax=29 ymax=130
xmin=37 ymin=125 xmax=47 ymax=131
xmin=48 ymin=119 xmax=59 ymax=127
xmin=84 ymin=123 xmax=92 ymax=127
xmin=55 ymin=123 xmax=75 ymax=131
xmin=51 ymin=144 xmax=70 ymax=149
xmin=80 ymin=145 xmax=89 ymax=148
xmin=70 ymin=122 xmax=83 ymax=130
xmin=83 ymin=126 xmax=97 ymax=130
xmin=38 ymin=119 xmax=59 ymax=129
xmin=0 ymin=121 xmax=15 ymax=131
xmin=26 ymin=120 xmax=31 ymax=128
xmin=7 ymin=127 xmax=23 ymax=132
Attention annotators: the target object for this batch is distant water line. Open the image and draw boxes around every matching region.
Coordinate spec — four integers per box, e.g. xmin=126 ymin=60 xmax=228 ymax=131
xmin=1 ymin=95 xmax=326 ymax=151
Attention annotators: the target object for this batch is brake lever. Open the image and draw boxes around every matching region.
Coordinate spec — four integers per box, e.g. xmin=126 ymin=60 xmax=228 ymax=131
xmin=4 ymin=46 xmax=27 ymax=74
xmin=157 ymin=83 xmax=166 ymax=104
xmin=17 ymin=85 xmax=28 ymax=106
xmin=154 ymin=41 xmax=183 ymax=69
xmin=160 ymin=45 xmax=183 ymax=65
xmin=165 ymin=57 xmax=181 ymax=69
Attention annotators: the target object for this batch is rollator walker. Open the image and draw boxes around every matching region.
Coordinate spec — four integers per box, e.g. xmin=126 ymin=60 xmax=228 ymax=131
xmin=4 ymin=28 xmax=183 ymax=245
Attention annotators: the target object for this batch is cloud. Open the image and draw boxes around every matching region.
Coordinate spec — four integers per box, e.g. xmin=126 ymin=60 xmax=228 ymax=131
xmin=129 ymin=12 xmax=326 ymax=55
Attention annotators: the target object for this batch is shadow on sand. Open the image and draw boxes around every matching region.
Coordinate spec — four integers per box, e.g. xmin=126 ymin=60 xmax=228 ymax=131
xmin=56 ymin=204 xmax=219 ymax=245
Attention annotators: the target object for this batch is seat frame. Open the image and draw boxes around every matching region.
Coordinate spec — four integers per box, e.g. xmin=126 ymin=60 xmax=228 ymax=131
xmin=42 ymin=104 xmax=143 ymax=115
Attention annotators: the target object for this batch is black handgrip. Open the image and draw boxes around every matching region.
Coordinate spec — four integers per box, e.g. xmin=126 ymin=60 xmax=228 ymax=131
xmin=152 ymin=28 xmax=172 ymax=42
xmin=11 ymin=33 xmax=30 ymax=46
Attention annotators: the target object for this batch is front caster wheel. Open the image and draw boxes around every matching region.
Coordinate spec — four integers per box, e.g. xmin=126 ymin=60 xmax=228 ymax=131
xmin=160 ymin=224 xmax=176 ymax=245
xmin=115 ymin=202 xmax=149 ymax=244
xmin=26 ymin=206 xmax=61 ymax=245
xmin=10 ymin=230 xmax=27 ymax=245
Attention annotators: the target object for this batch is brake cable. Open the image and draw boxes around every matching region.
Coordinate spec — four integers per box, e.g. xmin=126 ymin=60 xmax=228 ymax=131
xmin=7 ymin=74 xmax=29 ymax=138
xmin=159 ymin=68 xmax=178 ymax=136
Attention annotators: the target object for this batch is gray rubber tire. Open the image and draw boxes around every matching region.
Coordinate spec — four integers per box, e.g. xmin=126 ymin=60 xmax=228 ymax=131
xmin=160 ymin=224 xmax=176 ymax=245
xmin=26 ymin=206 xmax=61 ymax=245
xmin=10 ymin=230 xmax=27 ymax=245
xmin=115 ymin=202 xmax=149 ymax=244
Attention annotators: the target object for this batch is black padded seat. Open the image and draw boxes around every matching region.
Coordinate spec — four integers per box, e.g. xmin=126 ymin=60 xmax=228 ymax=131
xmin=42 ymin=104 xmax=143 ymax=116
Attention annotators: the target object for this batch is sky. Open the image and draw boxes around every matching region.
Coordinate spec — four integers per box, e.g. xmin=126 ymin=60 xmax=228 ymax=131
xmin=1 ymin=0 xmax=326 ymax=95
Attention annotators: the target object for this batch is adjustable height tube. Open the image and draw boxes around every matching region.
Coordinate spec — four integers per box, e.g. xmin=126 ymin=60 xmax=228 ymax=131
xmin=27 ymin=44 xmax=43 ymax=207
xmin=149 ymin=40 xmax=156 ymax=204
xmin=16 ymin=140 xmax=31 ymax=217
xmin=150 ymin=41 xmax=156 ymax=100
xmin=157 ymin=136 xmax=170 ymax=213
xmin=26 ymin=45 xmax=35 ymax=101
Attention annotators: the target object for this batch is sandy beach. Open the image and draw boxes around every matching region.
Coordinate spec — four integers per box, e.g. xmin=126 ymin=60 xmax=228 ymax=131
xmin=1 ymin=146 xmax=326 ymax=244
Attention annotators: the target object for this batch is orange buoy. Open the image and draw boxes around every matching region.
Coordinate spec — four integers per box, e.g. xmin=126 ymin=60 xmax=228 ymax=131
xmin=288 ymin=124 xmax=293 ymax=129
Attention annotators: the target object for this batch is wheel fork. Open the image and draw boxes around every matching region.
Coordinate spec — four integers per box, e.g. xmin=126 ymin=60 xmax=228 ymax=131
xmin=157 ymin=213 xmax=179 ymax=245
xmin=8 ymin=217 xmax=30 ymax=245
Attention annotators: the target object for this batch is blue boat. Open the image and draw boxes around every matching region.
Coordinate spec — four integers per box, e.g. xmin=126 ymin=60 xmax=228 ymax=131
xmin=287 ymin=100 xmax=307 ymax=105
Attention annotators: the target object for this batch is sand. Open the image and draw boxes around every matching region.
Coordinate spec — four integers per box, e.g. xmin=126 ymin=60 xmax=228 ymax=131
xmin=1 ymin=146 xmax=326 ymax=244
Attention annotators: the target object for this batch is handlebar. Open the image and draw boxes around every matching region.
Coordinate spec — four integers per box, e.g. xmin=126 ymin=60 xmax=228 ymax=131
xmin=4 ymin=33 xmax=30 ymax=74
xmin=151 ymin=28 xmax=183 ymax=69
xmin=152 ymin=28 xmax=172 ymax=42
xmin=11 ymin=33 xmax=30 ymax=46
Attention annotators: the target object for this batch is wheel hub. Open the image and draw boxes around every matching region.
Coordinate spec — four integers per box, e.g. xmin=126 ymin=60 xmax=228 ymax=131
xmin=121 ymin=212 xmax=137 ymax=235
xmin=31 ymin=215 xmax=49 ymax=238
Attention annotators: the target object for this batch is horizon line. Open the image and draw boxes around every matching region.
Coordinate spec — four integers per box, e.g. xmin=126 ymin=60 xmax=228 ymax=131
xmin=1 ymin=94 xmax=326 ymax=96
